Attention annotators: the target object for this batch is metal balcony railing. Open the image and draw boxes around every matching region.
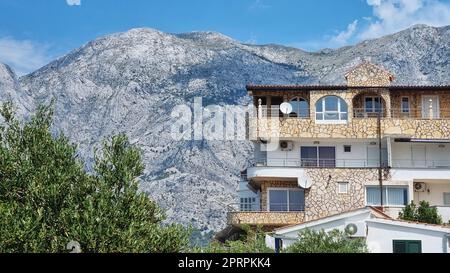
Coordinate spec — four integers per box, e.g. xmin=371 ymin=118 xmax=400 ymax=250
xmin=255 ymin=106 xmax=450 ymax=120
xmin=391 ymin=159 xmax=450 ymax=168
xmin=354 ymin=108 xmax=450 ymax=120
xmin=253 ymin=158 xmax=388 ymax=168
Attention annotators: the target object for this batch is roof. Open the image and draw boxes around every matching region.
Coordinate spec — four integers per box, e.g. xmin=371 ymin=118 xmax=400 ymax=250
xmin=246 ymin=84 xmax=450 ymax=92
xmin=366 ymin=218 xmax=450 ymax=233
xmin=273 ymin=207 xmax=390 ymax=235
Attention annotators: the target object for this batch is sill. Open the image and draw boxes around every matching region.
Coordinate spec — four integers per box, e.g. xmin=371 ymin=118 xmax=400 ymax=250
xmin=315 ymin=120 xmax=348 ymax=125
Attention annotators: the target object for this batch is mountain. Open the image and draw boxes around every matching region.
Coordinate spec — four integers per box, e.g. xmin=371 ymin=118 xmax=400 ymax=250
xmin=2 ymin=24 xmax=449 ymax=232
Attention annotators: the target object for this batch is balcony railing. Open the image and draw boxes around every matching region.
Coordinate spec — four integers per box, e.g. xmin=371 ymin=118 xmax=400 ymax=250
xmin=228 ymin=203 xmax=305 ymax=213
xmin=391 ymin=159 xmax=450 ymax=168
xmin=254 ymin=158 xmax=387 ymax=168
xmin=255 ymin=106 xmax=450 ymax=120
xmin=354 ymin=108 xmax=450 ymax=119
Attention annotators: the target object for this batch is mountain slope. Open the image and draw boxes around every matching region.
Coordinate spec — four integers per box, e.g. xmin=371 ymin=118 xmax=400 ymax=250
xmin=9 ymin=24 xmax=450 ymax=231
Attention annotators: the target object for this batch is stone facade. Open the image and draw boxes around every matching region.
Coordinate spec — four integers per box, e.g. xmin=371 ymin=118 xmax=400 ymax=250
xmin=228 ymin=168 xmax=394 ymax=228
xmin=228 ymin=212 xmax=305 ymax=227
xmin=251 ymin=117 xmax=450 ymax=140
xmin=345 ymin=61 xmax=394 ymax=87
xmin=235 ymin=61 xmax=450 ymax=231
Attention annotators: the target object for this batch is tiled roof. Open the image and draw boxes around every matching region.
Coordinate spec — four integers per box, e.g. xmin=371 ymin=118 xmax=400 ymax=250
xmin=246 ymin=84 xmax=450 ymax=91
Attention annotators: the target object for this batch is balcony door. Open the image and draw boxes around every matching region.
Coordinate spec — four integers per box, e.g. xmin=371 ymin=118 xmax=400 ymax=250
xmin=268 ymin=189 xmax=305 ymax=212
xmin=301 ymin=146 xmax=336 ymax=167
xmin=422 ymin=96 xmax=439 ymax=119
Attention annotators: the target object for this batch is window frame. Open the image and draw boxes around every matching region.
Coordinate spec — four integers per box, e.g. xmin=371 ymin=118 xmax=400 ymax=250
xmin=338 ymin=182 xmax=349 ymax=194
xmin=300 ymin=146 xmax=336 ymax=168
xmin=315 ymin=96 xmax=348 ymax=124
xmin=401 ymin=96 xmax=411 ymax=114
xmin=344 ymin=145 xmax=352 ymax=153
xmin=289 ymin=97 xmax=310 ymax=119
xmin=393 ymin=240 xmax=422 ymax=254
xmin=267 ymin=188 xmax=305 ymax=212
xmin=444 ymin=193 xmax=450 ymax=206
xmin=364 ymin=96 xmax=383 ymax=113
xmin=365 ymin=186 xmax=409 ymax=207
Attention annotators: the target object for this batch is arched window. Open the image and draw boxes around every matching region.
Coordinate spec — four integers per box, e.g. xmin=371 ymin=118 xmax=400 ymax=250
xmin=290 ymin=97 xmax=309 ymax=118
xmin=315 ymin=96 xmax=348 ymax=122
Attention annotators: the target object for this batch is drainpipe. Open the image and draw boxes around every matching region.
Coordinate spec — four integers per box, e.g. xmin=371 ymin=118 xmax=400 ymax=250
xmin=378 ymin=95 xmax=384 ymax=211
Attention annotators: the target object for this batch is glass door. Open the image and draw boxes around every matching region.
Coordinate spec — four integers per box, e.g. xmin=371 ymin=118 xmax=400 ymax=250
xmin=422 ymin=96 xmax=439 ymax=119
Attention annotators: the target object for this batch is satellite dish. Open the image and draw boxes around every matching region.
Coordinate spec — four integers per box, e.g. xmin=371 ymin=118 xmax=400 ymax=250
xmin=280 ymin=102 xmax=293 ymax=115
xmin=298 ymin=174 xmax=313 ymax=189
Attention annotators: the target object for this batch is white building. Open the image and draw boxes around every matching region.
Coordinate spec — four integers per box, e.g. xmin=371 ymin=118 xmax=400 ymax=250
xmin=267 ymin=207 xmax=450 ymax=253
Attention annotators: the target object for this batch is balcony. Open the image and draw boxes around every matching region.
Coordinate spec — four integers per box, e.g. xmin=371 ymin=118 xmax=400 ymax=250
xmin=253 ymin=158 xmax=386 ymax=168
xmin=250 ymin=106 xmax=450 ymax=140
xmin=227 ymin=203 xmax=305 ymax=227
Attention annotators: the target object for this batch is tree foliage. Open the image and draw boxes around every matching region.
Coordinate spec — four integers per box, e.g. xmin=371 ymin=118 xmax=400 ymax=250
xmin=285 ymin=229 xmax=368 ymax=253
xmin=399 ymin=201 xmax=443 ymax=225
xmin=0 ymin=102 xmax=190 ymax=253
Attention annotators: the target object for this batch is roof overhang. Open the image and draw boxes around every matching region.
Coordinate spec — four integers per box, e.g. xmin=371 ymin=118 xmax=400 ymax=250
xmin=394 ymin=138 xmax=450 ymax=144
xmin=246 ymin=85 xmax=450 ymax=93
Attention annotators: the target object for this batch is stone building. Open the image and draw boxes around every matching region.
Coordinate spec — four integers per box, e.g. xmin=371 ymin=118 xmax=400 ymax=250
xmin=217 ymin=61 xmax=450 ymax=241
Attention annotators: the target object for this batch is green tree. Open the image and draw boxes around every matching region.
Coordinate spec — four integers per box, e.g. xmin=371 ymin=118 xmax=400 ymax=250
xmin=196 ymin=226 xmax=274 ymax=253
xmin=285 ymin=229 xmax=368 ymax=253
xmin=399 ymin=201 xmax=443 ymax=225
xmin=0 ymin=102 xmax=190 ymax=253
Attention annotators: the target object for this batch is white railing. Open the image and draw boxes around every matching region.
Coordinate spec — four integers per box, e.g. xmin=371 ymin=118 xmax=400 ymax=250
xmin=254 ymin=158 xmax=388 ymax=168
xmin=391 ymin=159 xmax=450 ymax=169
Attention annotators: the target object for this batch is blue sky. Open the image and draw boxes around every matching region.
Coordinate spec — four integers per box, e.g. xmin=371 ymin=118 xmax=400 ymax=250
xmin=1 ymin=0 xmax=450 ymax=75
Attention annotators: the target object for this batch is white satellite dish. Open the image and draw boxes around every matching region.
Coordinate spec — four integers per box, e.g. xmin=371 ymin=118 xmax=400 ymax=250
xmin=280 ymin=102 xmax=293 ymax=115
xmin=298 ymin=174 xmax=313 ymax=189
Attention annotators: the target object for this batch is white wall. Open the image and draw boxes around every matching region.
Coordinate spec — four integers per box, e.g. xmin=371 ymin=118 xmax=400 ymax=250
xmin=391 ymin=142 xmax=450 ymax=168
xmin=264 ymin=140 xmax=386 ymax=168
xmin=366 ymin=221 xmax=450 ymax=253
xmin=269 ymin=210 xmax=373 ymax=250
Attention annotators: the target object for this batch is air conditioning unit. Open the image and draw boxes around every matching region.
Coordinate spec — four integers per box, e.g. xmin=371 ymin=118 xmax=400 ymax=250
xmin=414 ymin=182 xmax=427 ymax=192
xmin=345 ymin=222 xmax=367 ymax=238
xmin=280 ymin=141 xmax=294 ymax=151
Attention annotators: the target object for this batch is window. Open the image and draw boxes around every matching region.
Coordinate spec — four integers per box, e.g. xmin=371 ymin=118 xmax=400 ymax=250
xmin=344 ymin=145 xmax=352 ymax=153
xmin=315 ymin=96 xmax=348 ymax=122
xmin=240 ymin=197 xmax=257 ymax=212
xmin=301 ymin=146 xmax=336 ymax=167
xmin=365 ymin=96 xmax=383 ymax=113
xmin=366 ymin=186 xmax=408 ymax=206
xmin=338 ymin=182 xmax=349 ymax=194
xmin=290 ymin=97 xmax=309 ymax=118
xmin=268 ymin=189 xmax=305 ymax=212
xmin=444 ymin=193 xmax=450 ymax=206
xmin=393 ymin=240 xmax=422 ymax=253
xmin=401 ymin=97 xmax=410 ymax=114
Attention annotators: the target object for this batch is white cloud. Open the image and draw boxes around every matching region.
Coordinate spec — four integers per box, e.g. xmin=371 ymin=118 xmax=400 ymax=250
xmin=66 ymin=0 xmax=81 ymax=6
xmin=359 ymin=0 xmax=450 ymax=40
xmin=330 ymin=20 xmax=359 ymax=46
xmin=0 ymin=37 xmax=52 ymax=76
xmin=296 ymin=0 xmax=450 ymax=51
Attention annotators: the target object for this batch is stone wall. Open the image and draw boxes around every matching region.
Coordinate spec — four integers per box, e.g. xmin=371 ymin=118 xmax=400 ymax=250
xmin=248 ymin=168 xmax=391 ymax=226
xmin=251 ymin=117 xmax=450 ymax=140
xmin=345 ymin=61 xmax=393 ymax=87
xmin=303 ymin=168 xmax=388 ymax=220
xmin=228 ymin=212 xmax=305 ymax=227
